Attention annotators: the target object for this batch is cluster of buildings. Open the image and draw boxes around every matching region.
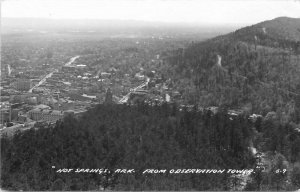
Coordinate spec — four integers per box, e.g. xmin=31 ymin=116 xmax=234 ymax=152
xmin=0 ymin=61 xmax=91 ymax=134
xmin=0 ymin=39 xmax=186 ymax=135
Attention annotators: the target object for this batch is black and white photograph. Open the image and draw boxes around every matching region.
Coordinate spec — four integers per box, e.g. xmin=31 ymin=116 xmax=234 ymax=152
xmin=1 ymin=0 xmax=300 ymax=190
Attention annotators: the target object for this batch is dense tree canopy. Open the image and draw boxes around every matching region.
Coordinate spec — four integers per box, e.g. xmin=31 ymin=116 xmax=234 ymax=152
xmin=1 ymin=103 xmax=299 ymax=190
xmin=1 ymin=103 xmax=255 ymax=190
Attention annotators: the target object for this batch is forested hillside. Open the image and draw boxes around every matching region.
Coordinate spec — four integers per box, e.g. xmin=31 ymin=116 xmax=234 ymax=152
xmin=1 ymin=104 xmax=253 ymax=190
xmin=162 ymin=17 xmax=300 ymax=121
xmin=235 ymin=17 xmax=300 ymax=43
xmin=1 ymin=103 xmax=300 ymax=190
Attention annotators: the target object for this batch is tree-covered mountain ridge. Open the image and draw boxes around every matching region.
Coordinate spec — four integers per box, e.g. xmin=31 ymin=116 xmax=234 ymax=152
xmin=164 ymin=17 xmax=300 ymax=121
xmin=235 ymin=17 xmax=300 ymax=42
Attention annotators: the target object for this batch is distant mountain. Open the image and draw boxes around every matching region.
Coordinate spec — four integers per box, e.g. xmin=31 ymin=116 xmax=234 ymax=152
xmin=1 ymin=17 xmax=236 ymax=39
xmin=164 ymin=17 xmax=300 ymax=120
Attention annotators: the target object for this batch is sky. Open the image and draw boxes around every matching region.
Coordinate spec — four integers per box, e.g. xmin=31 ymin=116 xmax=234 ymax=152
xmin=1 ymin=0 xmax=300 ymax=25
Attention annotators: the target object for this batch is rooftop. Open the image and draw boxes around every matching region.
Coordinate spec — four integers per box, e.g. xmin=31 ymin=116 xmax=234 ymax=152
xmin=29 ymin=108 xmax=63 ymax=115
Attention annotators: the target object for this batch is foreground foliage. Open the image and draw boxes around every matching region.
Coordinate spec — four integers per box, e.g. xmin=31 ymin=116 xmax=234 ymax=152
xmin=1 ymin=103 xmax=299 ymax=190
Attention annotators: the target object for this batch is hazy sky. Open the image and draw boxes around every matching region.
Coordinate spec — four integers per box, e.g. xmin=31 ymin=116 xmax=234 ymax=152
xmin=2 ymin=0 xmax=300 ymax=25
